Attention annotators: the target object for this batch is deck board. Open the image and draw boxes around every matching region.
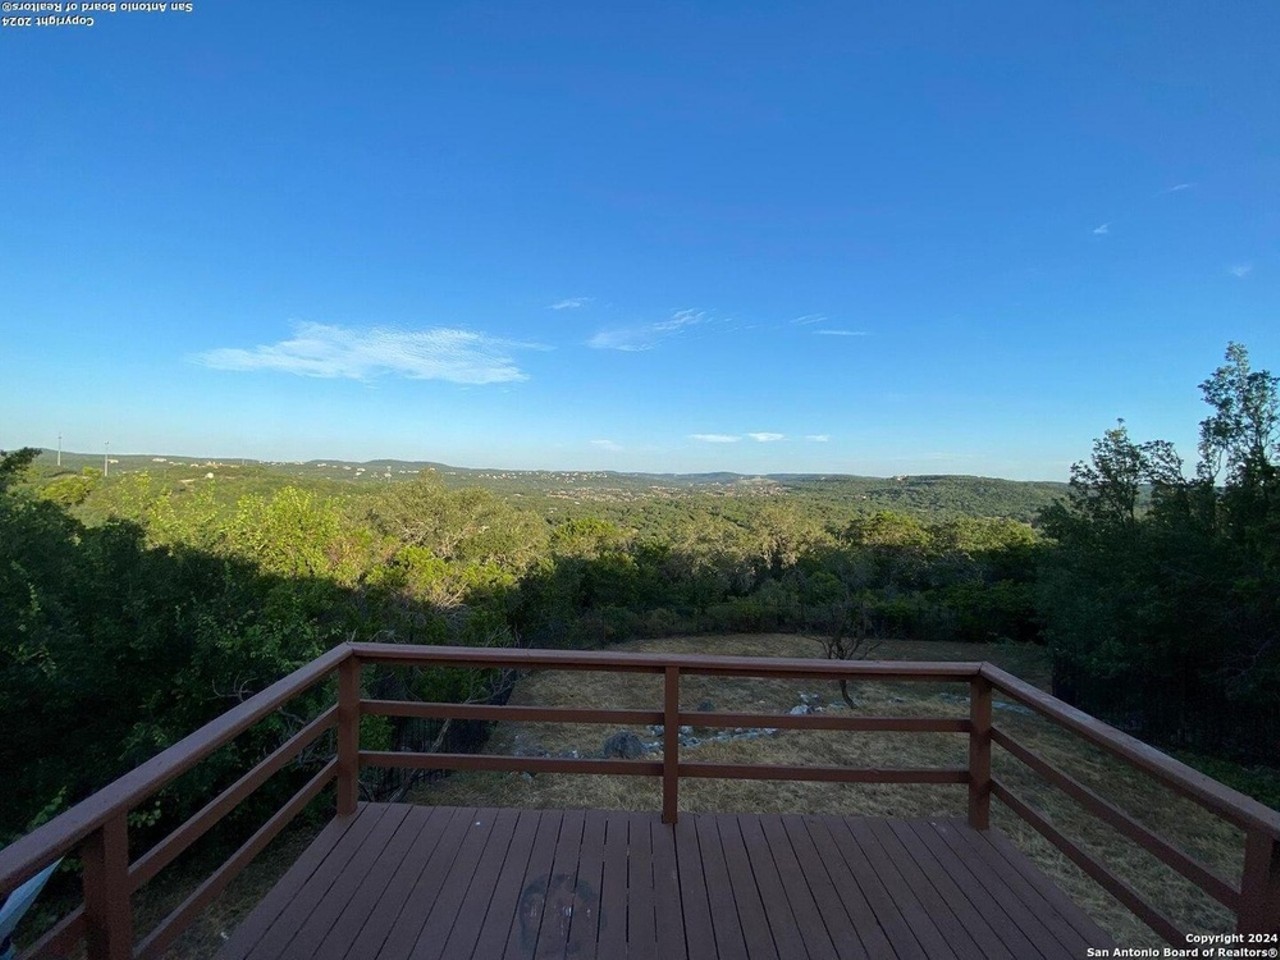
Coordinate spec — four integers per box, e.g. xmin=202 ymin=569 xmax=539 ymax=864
xmin=217 ymin=803 xmax=1115 ymax=960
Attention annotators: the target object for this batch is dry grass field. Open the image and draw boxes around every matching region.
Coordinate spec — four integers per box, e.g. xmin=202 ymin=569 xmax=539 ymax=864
xmin=407 ymin=633 xmax=1246 ymax=950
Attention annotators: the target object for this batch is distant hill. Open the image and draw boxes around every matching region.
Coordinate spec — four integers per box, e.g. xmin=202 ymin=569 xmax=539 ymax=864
xmin=27 ymin=450 xmax=1069 ymax=523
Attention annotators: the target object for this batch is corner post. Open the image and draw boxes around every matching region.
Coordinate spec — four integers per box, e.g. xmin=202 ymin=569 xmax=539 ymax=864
xmin=968 ymin=673 xmax=993 ymax=830
xmin=337 ymin=653 xmax=362 ymax=817
xmin=663 ymin=666 xmax=680 ymax=824
xmin=82 ymin=812 xmax=133 ymax=960
xmin=1238 ymin=828 xmax=1280 ymax=934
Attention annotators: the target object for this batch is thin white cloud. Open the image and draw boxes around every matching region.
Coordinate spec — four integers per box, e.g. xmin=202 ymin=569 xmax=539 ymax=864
xmin=1092 ymin=223 xmax=1110 ymax=235
xmin=689 ymin=434 xmax=741 ymax=444
xmin=814 ymin=329 xmax=868 ymax=337
xmin=1163 ymin=183 xmax=1195 ymax=193
xmin=195 ymin=322 xmax=543 ymax=385
xmin=747 ymin=432 xmax=785 ymax=442
xmin=1228 ymin=263 xmax=1254 ymax=278
xmin=805 ymin=434 xmax=831 ymax=443
xmin=791 ymin=314 xmax=827 ymax=326
xmin=589 ymin=309 xmax=708 ymax=351
xmin=550 ymin=297 xmax=592 ymax=310
xmin=590 ymin=439 xmax=622 ymax=451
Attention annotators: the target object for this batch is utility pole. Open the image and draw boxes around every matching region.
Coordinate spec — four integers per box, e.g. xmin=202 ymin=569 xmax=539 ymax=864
xmin=57 ymin=433 xmax=62 ymax=467
xmin=104 ymin=441 xmax=109 ymax=478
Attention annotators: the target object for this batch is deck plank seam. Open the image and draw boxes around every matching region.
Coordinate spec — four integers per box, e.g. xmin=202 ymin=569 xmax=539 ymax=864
xmin=904 ymin=820 xmax=1045 ymax=960
xmin=431 ymin=807 xmax=521 ymax=960
xmin=673 ymin=816 xmax=717 ymax=960
xmin=342 ymin=805 xmax=459 ymax=960
xmin=863 ymin=818 xmax=985 ymax=960
xmin=245 ymin=802 xmax=394 ymax=960
xmin=499 ymin=810 xmax=566 ymax=960
xmin=834 ymin=817 xmax=958 ymax=960
xmin=924 ymin=820 xmax=1059 ymax=960
xmin=217 ymin=808 xmax=363 ymax=960
xmin=882 ymin=819 xmax=1015 ymax=960
xmin=557 ymin=810 xmax=594 ymax=960
xmin=466 ymin=808 xmax=542 ymax=960
xmin=756 ymin=815 xmax=841 ymax=960
xmin=519 ymin=808 xmax=569 ymax=960
xmin=957 ymin=824 xmax=1095 ymax=957
xmin=740 ymin=813 xmax=818 ymax=960
xmin=974 ymin=826 xmax=1114 ymax=948
xmin=776 ymin=814 xmax=873 ymax=960
xmin=790 ymin=813 xmax=886 ymax=959
xmin=942 ymin=819 xmax=1090 ymax=958
xmin=374 ymin=805 xmax=480 ymax=960
xmin=721 ymin=813 xmax=782 ymax=960
xmin=788 ymin=815 xmax=886 ymax=960
xmin=808 ymin=816 xmax=927 ymax=960
xmin=279 ymin=803 xmax=413 ymax=960
xmin=325 ymin=807 xmax=441 ymax=960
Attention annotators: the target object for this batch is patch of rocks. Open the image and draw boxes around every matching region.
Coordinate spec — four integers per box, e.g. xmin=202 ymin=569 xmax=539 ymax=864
xmin=510 ymin=690 xmax=859 ymax=767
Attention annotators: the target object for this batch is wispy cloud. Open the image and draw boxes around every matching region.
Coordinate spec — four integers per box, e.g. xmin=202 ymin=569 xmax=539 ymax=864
xmin=747 ymin=432 xmax=785 ymax=442
xmin=550 ymin=297 xmax=591 ymax=310
xmin=791 ymin=314 xmax=827 ymax=326
xmin=195 ymin=322 xmax=543 ymax=385
xmin=814 ymin=329 xmax=868 ymax=337
xmin=805 ymin=434 xmax=830 ymax=443
xmin=1228 ymin=262 xmax=1254 ymax=278
xmin=1162 ymin=183 xmax=1195 ymax=194
xmin=1092 ymin=223 xmax=1110 ymax=236
xmin=589 ymin=309 xmax=708 ymax=351
xmin=689 ymin=433 xmax=740 ymax=444
xmin=590 ymin=439 xmax=622 ymax=451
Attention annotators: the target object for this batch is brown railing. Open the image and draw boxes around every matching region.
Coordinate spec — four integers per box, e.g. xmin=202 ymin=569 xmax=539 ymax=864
xmin=979 ymin=663 xmax=1280 ymax=943
xmin=0 ymin=643 xmax=1276 ymax=959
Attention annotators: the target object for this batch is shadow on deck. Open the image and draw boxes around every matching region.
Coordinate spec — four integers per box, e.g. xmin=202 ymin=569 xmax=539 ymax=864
xmin=218 ymin=802 xmax=1112 ymax=960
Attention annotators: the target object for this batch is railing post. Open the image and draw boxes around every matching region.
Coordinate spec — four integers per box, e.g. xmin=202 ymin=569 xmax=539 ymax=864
xmin=1238 ymin=828 xmax=1280 ymax=934
xmin=968 ymin=674 xmax=992 ymax=830
xmin=82 ymin=812 xmax=133 ymax=960
xmin=663 ymin=666 xmax=680 ymax=824
xmin=337 ymin=654 xmax=361 ymax=816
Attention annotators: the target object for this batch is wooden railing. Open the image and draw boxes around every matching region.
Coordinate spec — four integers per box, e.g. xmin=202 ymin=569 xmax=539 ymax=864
xmin=0 ymin=643 xmax=1276 ymax=959
xmin=979 ymin=663 xmax=1280 ymax=944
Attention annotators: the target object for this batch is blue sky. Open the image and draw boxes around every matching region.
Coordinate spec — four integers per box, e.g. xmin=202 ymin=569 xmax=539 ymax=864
xmin=2 ymin=2 xmax=1277 ymax=479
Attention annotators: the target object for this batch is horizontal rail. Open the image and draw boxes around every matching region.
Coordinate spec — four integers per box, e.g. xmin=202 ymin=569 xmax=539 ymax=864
xmin=982 ymin=663 xmax=1280 ymax=841
xmin=678 ymin=711 xmax=972 ymax=733
xmin=21 ymin=905 xmax=84 ymax=960
xmin=350 ymin=642 xmax=982 ymax=679
xmin=359 ymin=751 xmax=663 ymax=776
xmin=363 ymin=700 xmax=969 ymax=734
xmin=679 ymin=763 xmax=969 ymax=784
xmin=133 ymin=758 xmax=338 ymax=960
xmin=362 ymin=699 xmax=664 ymax=726
xmin=129 ymin=706 xmax=339 ymax=892
xmin=993 ymin=778 xmax=1184 ymax=945
xmin=358 ymin=749 xmax=965 ymax=785
xmin=0 ymin=644 xmax=350 ymax=897
xmin=992 ymin=728 xmax=1239 ymax=909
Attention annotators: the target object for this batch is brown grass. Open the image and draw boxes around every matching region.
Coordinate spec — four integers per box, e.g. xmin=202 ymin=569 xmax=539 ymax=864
xmin=409 ymin=633 xmax=1248 ymax=949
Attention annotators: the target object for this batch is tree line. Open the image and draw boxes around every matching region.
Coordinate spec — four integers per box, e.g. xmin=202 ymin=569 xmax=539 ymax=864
xmin=1 ymin=342 xmax=1276 ymax=852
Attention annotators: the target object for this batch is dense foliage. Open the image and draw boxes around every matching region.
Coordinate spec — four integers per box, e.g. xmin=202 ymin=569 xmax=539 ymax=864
xmin=1 ymin=342 xmax=1276 ymax=851
xmin=1039 ymin=343 xmax=1279 ymax=764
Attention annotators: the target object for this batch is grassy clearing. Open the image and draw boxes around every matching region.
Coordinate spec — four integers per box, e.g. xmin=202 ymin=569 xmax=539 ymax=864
xmin=409 ymin=633 xmax=1260 ymax=948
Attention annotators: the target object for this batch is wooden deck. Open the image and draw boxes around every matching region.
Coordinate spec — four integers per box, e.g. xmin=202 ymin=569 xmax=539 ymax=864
xmin=217 ymin=802 xmax=1113 ymax=960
